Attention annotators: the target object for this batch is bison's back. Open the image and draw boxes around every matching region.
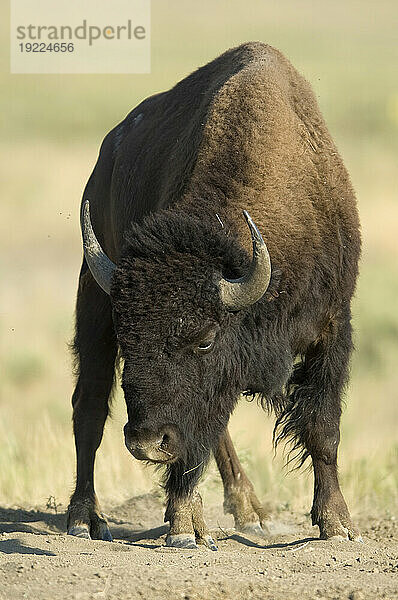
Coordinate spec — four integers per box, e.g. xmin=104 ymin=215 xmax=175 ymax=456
xmin=87 ymin=43 xmax=266 ymax=257
xmin=182 ymin=43 xmax=360 ymax=303
xmin=85 ymin=42 xmax=360 ymax=306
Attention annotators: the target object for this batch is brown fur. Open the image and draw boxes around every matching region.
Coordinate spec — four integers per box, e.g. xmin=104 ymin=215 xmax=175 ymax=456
xmin=68 ymin=42 xmax=361 ymax=544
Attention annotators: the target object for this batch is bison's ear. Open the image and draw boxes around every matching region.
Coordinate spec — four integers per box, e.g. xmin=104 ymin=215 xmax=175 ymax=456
xmin=81 ymin=200 xmax=116 ymax=294
xmin=219 ymin=211 xmax=271 ymax=310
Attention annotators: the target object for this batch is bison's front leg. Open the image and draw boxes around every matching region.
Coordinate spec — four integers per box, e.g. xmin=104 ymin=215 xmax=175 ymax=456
xmin=165 ymin=489 xmax=218 ymax=550
xmin=276 ymin=308 xmax=361 ymax=541
xmin=67 ymin=266 xmax=116 ymax=542
xmin=311 ymin=458 xmax=361 ymax=541
xmin=214 ymin=428 xmax=268 ymax=538
xmin=164 ymin=480 xmax=218 ymax=551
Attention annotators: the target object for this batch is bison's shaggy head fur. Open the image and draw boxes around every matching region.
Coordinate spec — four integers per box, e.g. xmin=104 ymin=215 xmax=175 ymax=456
xmin=111 ymin=210 xmax=284 ymax=494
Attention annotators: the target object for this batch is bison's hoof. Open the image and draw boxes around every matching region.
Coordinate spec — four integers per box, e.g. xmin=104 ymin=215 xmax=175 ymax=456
xmin=67 ymin=514 xmax=113 ymax=542
xmin=166 ymin=533 xmax=198 ymax=549
xmin=201 ymin=535 xmax=218 ymax=551
xmin=67 ymin=524 xmax=91 ymax=539
xmin=96 ymin=521 xmax=113 ymax=542
xmin=238 ymin=521 xmax=268 ymax=540
xmin=166 ymin=533 xmax=218 ymax=551
xmin=68 ymin=520 xmax=113 ymax=541
xmin=317 ymin=515 xmax=362 ymax=543
xmin=327 ymin=531 xmax=363 ymax=543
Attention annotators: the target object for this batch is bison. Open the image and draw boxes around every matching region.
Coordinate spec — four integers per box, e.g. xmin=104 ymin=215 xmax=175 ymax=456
xmin=67 ymin=42 xmax=362 ymax=549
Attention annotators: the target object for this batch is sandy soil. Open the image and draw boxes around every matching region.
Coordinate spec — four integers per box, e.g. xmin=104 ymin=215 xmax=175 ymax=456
xmin=0 ymin=494 xmax=396 ymax=600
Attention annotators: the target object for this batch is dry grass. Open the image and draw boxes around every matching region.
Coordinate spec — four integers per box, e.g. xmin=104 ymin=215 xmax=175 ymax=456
xmin=0 ymin=0 xmax=397 ymax=515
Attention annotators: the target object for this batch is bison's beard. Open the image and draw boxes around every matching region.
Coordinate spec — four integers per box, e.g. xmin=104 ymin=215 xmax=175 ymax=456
xmin=164 ymin=405 xmax=231 ymax=498
xmin=165 ymin=450 xmax=209 ymax=498
xmin=124 ymin=383 xmax=238 ymax=497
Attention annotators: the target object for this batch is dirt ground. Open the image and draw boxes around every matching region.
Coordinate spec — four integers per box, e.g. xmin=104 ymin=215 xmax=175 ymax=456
xmin=0 ymin=494 xmax=396 ymax=600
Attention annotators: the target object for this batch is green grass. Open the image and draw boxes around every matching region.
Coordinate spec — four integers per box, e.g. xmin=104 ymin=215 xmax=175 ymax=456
xmin=0 ymin=0 xmax=397 ymax=513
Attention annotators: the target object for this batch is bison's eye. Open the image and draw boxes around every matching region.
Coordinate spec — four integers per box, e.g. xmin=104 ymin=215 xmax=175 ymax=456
xmin=197 ymin=340 xmax=214 ymax=353
xmin=188 ymin=324 xmax=219 ymax=356
xmin=194 ymin=331 xmax=217 ymax=355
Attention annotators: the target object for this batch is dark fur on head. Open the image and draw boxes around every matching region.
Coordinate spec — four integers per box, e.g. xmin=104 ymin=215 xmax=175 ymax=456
xmin=111 ymin=209 xmax=284 ymax=495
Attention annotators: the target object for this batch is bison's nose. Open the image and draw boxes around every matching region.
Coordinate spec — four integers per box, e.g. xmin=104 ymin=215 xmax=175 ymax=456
xmin=124 ymin=424 xmax=179 ymax=463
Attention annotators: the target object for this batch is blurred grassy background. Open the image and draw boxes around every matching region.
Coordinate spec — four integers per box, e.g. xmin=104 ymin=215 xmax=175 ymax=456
xmin=0 ymin=0 xmax=397 ymax=517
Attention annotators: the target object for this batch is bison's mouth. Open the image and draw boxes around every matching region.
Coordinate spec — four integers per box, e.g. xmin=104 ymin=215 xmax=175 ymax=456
xmin=128 ymin=444 xmax=177 ymax=464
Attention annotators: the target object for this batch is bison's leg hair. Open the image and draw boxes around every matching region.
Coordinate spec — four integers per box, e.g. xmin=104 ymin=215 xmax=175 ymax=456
xmin=275 ymin=308 xmax=361 ymax=541
xmin=165 ymin=489 xmax=218 ymax=551
xmin=214 ymin=428 xmax=268 ymax=538
xmin=67 ymin=262 xmax=117 ymax=542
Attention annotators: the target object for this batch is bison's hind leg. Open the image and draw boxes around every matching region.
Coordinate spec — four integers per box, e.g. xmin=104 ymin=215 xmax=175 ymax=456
xmin=214 ymin=428 xmax=269 ymax=539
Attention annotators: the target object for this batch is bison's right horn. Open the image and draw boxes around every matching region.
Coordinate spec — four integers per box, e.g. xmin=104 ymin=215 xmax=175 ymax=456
xmin=81 ymin=200 xmax=116 ymax=295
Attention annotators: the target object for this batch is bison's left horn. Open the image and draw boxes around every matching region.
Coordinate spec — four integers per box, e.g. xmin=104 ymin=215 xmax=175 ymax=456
xmin=81 ymin=200 xmax=116 ymax=295
xmin=219 ymin=211 xmax=271 ymax=310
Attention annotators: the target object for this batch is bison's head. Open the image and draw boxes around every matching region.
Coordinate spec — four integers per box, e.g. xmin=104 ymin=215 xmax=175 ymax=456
xmin=81 ymin=202 xmax=271 ymax=492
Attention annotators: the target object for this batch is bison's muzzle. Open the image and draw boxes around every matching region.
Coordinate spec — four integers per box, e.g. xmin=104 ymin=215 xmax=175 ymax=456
xmin=124 ymin=423 xmax=180 ymax=464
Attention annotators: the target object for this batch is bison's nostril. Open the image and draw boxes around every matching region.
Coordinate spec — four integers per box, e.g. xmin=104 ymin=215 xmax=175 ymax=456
xmin=161 ymin=433 xmax=170 ymax=448
xmin=157 ymin=433 xmax=174 ymax=458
